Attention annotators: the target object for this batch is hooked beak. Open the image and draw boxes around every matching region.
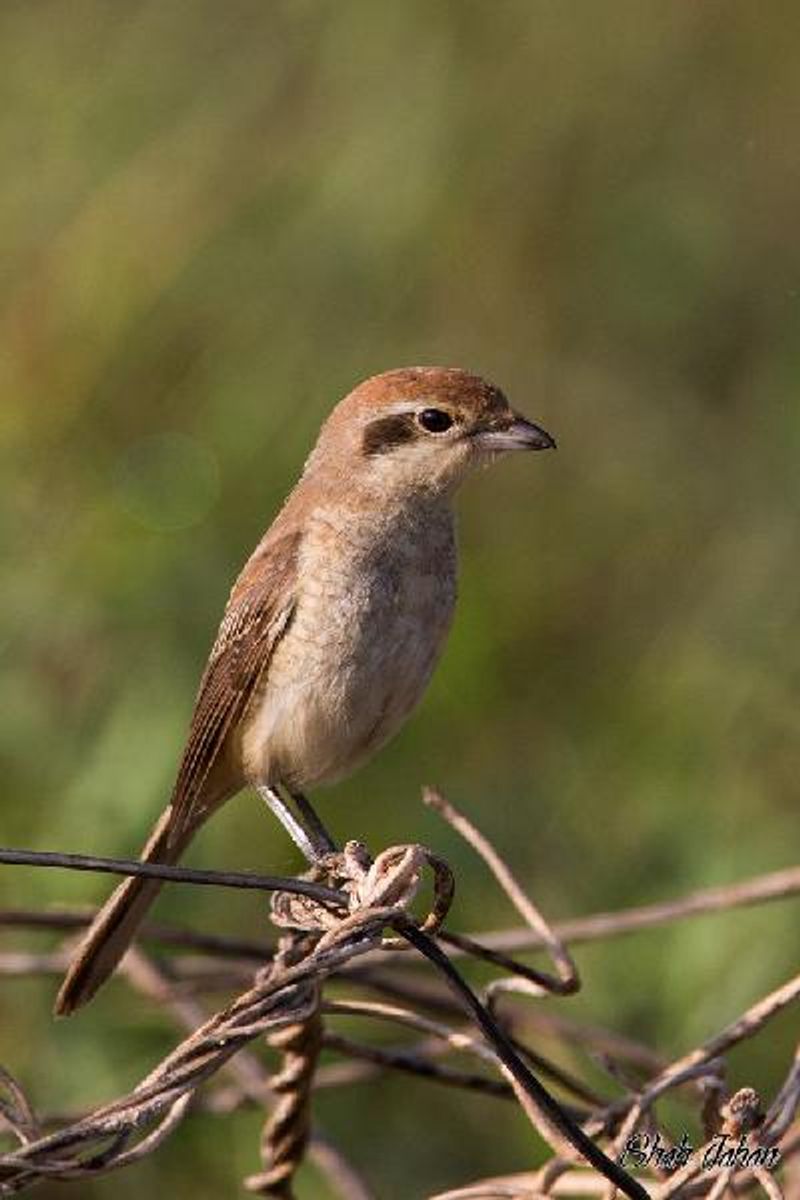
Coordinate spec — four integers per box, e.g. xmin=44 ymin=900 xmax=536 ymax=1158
xmin=475 ymin=415 xmax=557 ymax=453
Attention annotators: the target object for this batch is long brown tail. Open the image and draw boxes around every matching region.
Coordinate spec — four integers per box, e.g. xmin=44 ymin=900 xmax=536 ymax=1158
xmin=54 ymin=804 xmax=198 ymax=1016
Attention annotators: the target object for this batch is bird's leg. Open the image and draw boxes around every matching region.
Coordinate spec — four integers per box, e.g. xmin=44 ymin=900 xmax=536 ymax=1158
xmin=289 ymin=790 xmax=337 ymax=857
xmin=255 ymin=784 xmax=336 ymax=864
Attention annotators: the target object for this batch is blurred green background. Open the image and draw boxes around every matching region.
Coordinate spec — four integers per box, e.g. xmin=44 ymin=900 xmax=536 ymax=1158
xmin=1 ymin=2 xmax=799 ymax=1196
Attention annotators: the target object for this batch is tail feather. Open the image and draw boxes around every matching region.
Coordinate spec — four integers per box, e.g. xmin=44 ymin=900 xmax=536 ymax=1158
xmin=54 ymin=805 xmax=195 ymax=1016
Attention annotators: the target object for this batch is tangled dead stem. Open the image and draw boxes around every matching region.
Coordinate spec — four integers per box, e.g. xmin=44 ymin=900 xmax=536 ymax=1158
xmin=0 ymin=790 xmax=797 ymax=1199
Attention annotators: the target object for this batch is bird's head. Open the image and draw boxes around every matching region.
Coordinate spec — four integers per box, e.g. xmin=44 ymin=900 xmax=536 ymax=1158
xmin=308 ymin=366 xmax=555 ymax=500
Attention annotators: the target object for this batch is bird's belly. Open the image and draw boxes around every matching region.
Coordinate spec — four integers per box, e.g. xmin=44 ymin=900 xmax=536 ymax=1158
xmin=241 ymin=543 xmax=455 ymax=791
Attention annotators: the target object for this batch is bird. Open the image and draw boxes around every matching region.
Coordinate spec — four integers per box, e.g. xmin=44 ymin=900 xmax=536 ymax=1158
xmin=55 ymin=366 xmax=555 ymax=1016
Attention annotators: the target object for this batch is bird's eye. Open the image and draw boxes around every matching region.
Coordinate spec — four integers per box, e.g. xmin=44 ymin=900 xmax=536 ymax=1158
xmin=417 ymin=408 xmax=453 ymax=434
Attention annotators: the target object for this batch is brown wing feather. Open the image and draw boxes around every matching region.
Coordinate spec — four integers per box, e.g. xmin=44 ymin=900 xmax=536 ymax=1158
xmin=169 ymin=528 xmax=300 ymax=826
xmin=54 ymin=528 xmax=300 ymax=1016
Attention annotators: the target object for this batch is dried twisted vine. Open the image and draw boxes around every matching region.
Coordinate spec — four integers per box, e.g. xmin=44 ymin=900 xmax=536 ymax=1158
xmin=0 ymin=838 xmax=454 ymax=1195
xmin=0 ymin=793 xmax=797 ymax=1199
xmin=247 ymin=998 xmax=323 ymax=1197
xmin=243 ymin=840 xmax=448 ymax=1198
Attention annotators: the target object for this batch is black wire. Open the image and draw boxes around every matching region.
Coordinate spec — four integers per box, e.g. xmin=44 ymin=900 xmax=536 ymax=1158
xmin=0 ymin=848 xmax=345 ymax=908
xmin=397 ymin=919 xmax=650 ymax=1200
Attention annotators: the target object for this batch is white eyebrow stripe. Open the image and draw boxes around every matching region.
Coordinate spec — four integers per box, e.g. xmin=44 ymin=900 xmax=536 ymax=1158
xmin=380 ymin=401 xmax=458 ymax=419
xmin=382 ymin=402 xmax=424 ymax=416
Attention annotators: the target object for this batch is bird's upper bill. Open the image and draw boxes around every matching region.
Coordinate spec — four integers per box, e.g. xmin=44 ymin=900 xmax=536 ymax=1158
xmin=470 ymin=415 xmax=556 ymax=453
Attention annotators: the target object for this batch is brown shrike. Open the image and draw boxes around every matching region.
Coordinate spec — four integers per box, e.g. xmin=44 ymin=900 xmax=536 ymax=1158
xmin=56 ymin=366 xmax=555 ymax=1016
